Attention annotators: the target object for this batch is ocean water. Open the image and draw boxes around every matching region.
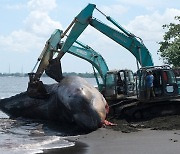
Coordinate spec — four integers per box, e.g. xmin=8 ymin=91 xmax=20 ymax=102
xmin=0 ymin=76 xmax=96 ymax=154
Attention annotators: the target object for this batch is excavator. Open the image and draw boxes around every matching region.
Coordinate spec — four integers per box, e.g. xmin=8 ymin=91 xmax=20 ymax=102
xmin=27 ymin=3 xmax=180 ymax=119
xmin=62 ymin=41 xmax=136 ymax=100
xmin=27 ymin=29 xmax=135 ymax=100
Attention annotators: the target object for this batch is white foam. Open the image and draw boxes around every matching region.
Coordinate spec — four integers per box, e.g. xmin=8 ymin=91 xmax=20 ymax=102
xmin=0 ymin=111 xmax=9 ymax=118
xmin=12 ymin=136 xmax=75 ymax=154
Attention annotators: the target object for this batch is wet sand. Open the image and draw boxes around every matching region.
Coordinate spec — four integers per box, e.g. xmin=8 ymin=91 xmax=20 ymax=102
xmin=41 ymin=99 xmax=180 ymax=154
xmin=42 ymin=115 xmax=180 ymax=154
xmin=43 ymin=128 xmax=180 ymax=154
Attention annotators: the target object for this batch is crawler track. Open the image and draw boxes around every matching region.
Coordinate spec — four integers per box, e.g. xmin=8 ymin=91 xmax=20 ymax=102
xmin=109 ymin=98 xmax=180 ymax=121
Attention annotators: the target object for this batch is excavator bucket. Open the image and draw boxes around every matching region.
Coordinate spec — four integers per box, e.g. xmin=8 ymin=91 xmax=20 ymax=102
xmin=27 ymin=59 xmax=63 ymax=99
xmin=27 ymin=73 xmax=49 ymax=99
xmin=45 ymin=58 xmax=63 ymax=82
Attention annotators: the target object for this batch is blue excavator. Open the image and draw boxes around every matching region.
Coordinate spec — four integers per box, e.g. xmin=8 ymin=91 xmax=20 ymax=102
xmin=27 ymin=4 xmax=180 ymax=119
xmin=28 ymin=29 xmax=135 ymax=100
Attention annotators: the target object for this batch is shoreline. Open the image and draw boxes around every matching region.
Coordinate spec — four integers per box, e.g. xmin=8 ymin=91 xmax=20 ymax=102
xmin=41 ymin=114 xmax=180 ymax=154
xmin=42 ymin=128 xmax=180 ymax=154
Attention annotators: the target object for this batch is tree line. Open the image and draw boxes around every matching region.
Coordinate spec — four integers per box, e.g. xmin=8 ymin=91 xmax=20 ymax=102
xmin=0 ymin=72 xmax=96 ymax=78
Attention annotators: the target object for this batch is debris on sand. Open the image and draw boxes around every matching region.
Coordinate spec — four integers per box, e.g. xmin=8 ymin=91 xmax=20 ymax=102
xmin=106 ymin=115 xmax=180 ymax=133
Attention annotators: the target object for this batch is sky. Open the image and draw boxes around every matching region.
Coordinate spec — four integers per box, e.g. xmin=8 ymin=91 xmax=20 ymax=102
xmin=0 ymin=0 xmax=180 ymax=74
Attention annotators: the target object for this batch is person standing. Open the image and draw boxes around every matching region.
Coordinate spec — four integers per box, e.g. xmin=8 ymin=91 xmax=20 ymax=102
xmin=146 ymin=71 xmax=155 ymax=100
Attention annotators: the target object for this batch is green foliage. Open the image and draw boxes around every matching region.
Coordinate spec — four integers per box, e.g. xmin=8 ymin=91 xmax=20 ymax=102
xmin=0 ymin=72 xmax=95 ymax=78
xmin=63 ymin=72 xmax=95 ymax=78
xmin=158 ymin=16 xmax=180 ymax=67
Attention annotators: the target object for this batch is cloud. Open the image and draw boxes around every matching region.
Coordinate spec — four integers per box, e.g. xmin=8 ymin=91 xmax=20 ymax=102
xmin=5 ymin=4 xmax=26 ymax=10
xmin=99 ymin=4 xmax=129 ymax=17
xmin=26 ymin=0 xmax=62 ymax=37
xmin=118 ymin=0 xmax=157 ymax=7
xmin=24 ymin=11 xmax=62 ymax=37
xmin=125 ymin=8 xmax=180 ymax=42
xmin=27 ymin=0 xmax=57 ymax=12
xmin=0 ymin=30 xmax=43 ymax=53
xmin=0 ymin=0 xmax=62 ymax=53
xmin=117 ymin=0 xmax=175 ymax=11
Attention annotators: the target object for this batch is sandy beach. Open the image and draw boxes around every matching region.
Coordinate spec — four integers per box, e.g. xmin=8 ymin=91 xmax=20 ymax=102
xmin=42 ymin=128 xmax=180 ymax=154
xmin=41 ymin=114 xmax=180 ymax=154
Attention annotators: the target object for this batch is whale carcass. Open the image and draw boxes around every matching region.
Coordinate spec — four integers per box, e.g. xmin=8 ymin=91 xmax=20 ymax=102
xmin=0 ymin=76 xmax=109 ymax=132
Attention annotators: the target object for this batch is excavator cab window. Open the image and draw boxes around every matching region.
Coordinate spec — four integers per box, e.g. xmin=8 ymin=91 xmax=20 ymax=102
xmin=138 ymin=66 xmax=179 ymax=101
xmin=116 ymin=71 xmax=125 ymax=95
xmin=162 ymin=70 xmax=176 ymax=84
xmin=116 ymin=70 xmax=135 ymax=96
xmin=104 ymin=72 xmax=116 ymax=97
xmin=174 ymin=68 xmax=180 ymax=94
xmin=104 ymin=70 xmax=135 ymax=99
xmin=126 ymin=70 xmax=135 ymax=94
xmin=161 ymin=69 xmax=177 ymax=94
xmin=123 ymin=70 xmax=135 ymax=96
xmin=153 ymin=69 xmax=177 ymax=96
xmin=153 ymin=71 xmax=162 ymax=96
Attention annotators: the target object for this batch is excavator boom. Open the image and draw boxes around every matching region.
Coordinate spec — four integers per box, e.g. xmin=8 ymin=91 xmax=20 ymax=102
xmin=56 ymin=4 xmax=95 ymax=59
xmin=27 ymin=28 xmax=110 ymax=97
xmin=66 ymin=42 xmax=109 ymax=84
xmin=89 ymin=18 xmax=153 ymax=67
xmin=62 ymin=3 xmax=153 ymax=67
xmin=29 ymin=3 xmax=154 ymax=88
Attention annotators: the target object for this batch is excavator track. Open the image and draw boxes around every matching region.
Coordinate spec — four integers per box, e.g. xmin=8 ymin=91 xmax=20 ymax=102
xmin=109 ymin=98 xmax=180 ymax=121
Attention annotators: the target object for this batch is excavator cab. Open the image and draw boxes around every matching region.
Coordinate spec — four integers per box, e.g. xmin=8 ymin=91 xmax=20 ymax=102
xmin=137 ymin=65 xmax=179 ymax=102
xmin=173 ymin=68 xmax=180 ymax=94
xmin=104 ymin=70 xmax=135 ymax=100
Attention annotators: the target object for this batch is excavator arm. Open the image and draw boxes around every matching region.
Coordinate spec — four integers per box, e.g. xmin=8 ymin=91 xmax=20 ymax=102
xmin=28 ymin=4 xmax=96 ymax=84
xmin=29 ymin=29 xmax=63 ymax=83
xmin=27 ymin=29 xmax=63 ymax=98
xmin=27 ymin=4 xmax=96 ymax=96
xmin=28 ymin=28 xmax=110 ymax=97
xmin=66 ymin=41 xmax=109 ymax=84
xmin=89 ymin=18 xmax=153 ymax=67
xmin=29 ymin=3 xmax=154 ymax=87
xmin=55 ymin=4 xmax=96 ymax=60
xmin=28 ymin=3 xmax=154 ymax=99
xmin=31 ymin=29 xmax=109 ymax=83
xmin=60 ymin=3 xmax=154 ymax=67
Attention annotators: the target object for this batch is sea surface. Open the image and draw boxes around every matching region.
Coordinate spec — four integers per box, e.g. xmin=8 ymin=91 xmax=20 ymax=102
xmin=0 ymin=76 xmax=96 ymax=154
